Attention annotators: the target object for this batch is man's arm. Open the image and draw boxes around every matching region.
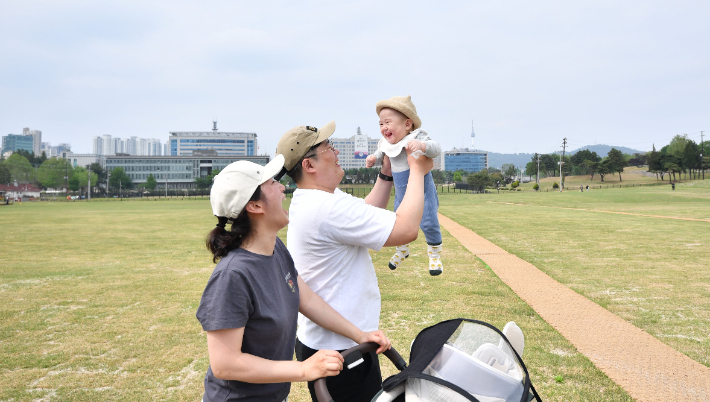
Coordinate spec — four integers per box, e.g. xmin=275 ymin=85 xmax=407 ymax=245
xmin=364 ymin=155 xmax=393 ymax=209
xmin=382 ymin=151 xmax=432 ymax=247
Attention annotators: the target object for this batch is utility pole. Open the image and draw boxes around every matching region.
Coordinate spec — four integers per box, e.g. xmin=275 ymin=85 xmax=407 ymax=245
xmin=87 ymin=165 xmax=91 ymax=201
xmin=120 ymin=180 xmax=122 ymax=199
xmin=165 ymin=172 xmax=168 ymax=198
xmin=536 ymin=153 xmax=540 ymax=184
xmin=65 ymin=159 xmax=69 ymax=199
xmin=701 ymin=131 xmax=705 ymax=180
xmin=558 ymin=138 xmax=567 ymax=192
xmin=107 ymin=170 xmax=111 ymax=198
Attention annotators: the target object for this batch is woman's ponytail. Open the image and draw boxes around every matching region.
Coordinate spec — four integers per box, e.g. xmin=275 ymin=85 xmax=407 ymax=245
xmin=205 ymin=187 xmax=262 ymax=262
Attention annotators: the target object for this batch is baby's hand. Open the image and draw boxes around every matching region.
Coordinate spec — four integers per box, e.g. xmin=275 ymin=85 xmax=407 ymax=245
xmin=407 ymin=140 xmax=425 ymax=153
xmin=365 ymin=155 xmax=376 ymax=168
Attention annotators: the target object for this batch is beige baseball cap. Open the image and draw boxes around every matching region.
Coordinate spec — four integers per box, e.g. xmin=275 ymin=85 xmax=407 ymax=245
xmin=210 ymin=154 xmax=285 ymax=219
xmin=274 ymin=120 xmax=336 ymax=180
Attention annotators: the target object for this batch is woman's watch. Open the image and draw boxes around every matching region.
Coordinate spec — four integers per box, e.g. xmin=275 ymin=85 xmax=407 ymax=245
xmin=378 ymin=172 xmax=394 ymax=182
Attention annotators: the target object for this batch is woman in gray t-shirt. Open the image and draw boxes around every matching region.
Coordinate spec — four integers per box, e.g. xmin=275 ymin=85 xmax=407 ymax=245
xmin=196 ymin=156 xmax=390 ymax=402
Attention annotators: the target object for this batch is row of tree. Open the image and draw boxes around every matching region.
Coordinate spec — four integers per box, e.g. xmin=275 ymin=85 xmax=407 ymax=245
xmin=647 ymin=135 xmax=708 ymax=181
xmin=0 ymin=152 xmax=141 ymax=193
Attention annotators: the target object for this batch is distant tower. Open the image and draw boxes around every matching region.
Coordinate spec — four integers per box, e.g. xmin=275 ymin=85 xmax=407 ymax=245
xmin=471 ymin=121 xmax=475 ymax=149
xmin=212 ymin=120 xmax=218 ymax=132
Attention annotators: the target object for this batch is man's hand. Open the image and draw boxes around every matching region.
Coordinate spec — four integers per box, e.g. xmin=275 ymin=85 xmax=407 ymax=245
xmin=380 ymin=155 xmax=392 ymax=176
xmin=365 ymin=155 xmax=377 ymax=168
xmin=407 ymin=139 xmax=426 ymax=153
xmin=407 ymin=148 xmax=433 ymax=174
xmin=357 ymin=330 xmax=392 ymax=354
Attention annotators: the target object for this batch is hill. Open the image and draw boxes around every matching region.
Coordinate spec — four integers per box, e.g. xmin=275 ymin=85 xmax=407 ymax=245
xmin=484 ymin=144 xmax=644 ymax=169
xmin=569 ymin=144 xmax=643 ymax=156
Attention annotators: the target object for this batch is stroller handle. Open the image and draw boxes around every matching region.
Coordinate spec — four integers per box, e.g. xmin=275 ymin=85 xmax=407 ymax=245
xmin=314 ymin=342 xmax=406 ymax=402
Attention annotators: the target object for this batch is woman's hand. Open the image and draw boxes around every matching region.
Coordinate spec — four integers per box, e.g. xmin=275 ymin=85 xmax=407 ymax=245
xmin=357 ymin=330 xmax=392 ymax=354
xmin=301 ymin=350 xmax=344 ymax=381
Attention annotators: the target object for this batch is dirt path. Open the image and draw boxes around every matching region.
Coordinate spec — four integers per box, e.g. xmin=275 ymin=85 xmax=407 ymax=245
xmin=495 ymin=202 xmax=710 ymax=223
xmin=439 ymin=213 xmax=710 ymax=402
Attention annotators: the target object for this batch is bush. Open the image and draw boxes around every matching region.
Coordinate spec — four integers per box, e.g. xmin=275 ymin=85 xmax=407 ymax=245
xmin=533 ymin=183 xmax=539 ymax=191
xmin=510 ymin=181 xmax=519 ymax=189
xmin=552 ymin=182 xmax=559 ymax=189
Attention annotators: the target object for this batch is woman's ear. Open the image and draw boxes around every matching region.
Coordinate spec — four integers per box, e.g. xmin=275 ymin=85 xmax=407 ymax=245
xmin=244 ymin=200 xmax=264 ymax=215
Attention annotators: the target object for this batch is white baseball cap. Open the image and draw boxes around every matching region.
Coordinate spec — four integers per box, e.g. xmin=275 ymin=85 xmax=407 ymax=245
xmin=210 ymin=154 xmax=285 ymax=219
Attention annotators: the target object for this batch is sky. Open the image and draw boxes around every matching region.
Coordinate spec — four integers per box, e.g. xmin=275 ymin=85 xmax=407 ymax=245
xmin=1 ymin=0 xmax=709 ymax=156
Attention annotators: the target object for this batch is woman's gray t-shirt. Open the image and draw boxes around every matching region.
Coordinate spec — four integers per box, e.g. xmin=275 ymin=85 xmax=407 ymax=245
xmin=196 ymin=237 xmax=300 ymax=402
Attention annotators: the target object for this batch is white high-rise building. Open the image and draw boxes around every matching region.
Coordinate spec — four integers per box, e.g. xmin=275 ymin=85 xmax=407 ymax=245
xmin=22 ymin=127 xmax=42 ymax=155
xmin=93 ymin=136 xmax=103 ymax=154
xmin=102 ymin=134 xmax=114 ymax=156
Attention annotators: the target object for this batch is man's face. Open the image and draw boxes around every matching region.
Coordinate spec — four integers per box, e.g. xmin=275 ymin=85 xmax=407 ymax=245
xmin=307 ymin=140 xmax=343 ymax=187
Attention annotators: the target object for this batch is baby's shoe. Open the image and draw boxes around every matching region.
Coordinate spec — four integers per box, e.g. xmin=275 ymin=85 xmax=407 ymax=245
xmin=388 ymin=244 xmax=410 ymax=270
xmin=428 ymin=244 xmax=443 ymax=276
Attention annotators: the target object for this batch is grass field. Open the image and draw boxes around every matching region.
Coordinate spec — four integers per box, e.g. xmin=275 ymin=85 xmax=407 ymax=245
xmin=6 ymin=181 xmax=708 ymax=400
xmin=518 ymin=166 xmax=692 ymax=192
xmin=439 ymin=182 xmax=710 ymax=370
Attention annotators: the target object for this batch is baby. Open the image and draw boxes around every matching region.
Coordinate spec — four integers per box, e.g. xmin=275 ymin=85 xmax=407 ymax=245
xmin=366 ymin=95 xmax=443 ymax=276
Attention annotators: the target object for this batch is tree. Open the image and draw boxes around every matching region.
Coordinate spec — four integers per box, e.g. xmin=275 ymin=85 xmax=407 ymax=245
xmin=453 ymin=172 xmax=463 ymax=182
xmin=502 ymin=164 xmax=516 ymax=183
xmin=596 ymin=159 xmax=612 ymax=182
xmin=68 ymin=175 xmax=81 ymax=191
xmin=467 ymin=170 xmax=491 ymax=190
xmin=38 ymin=158 xmax=71 ymax=189
xmin=194 ymin=168 xmax=221 ymax=189
xmin=606 ymin=148 xmax=626 ymax=181
xmin=109 ymin=167 xmax=132 ymax=190
xmin=540 ymin=154 xmax=557 ymax=177
xmin=682 ymin=141 xmax=700 ymax=179
xmin=0 ymin=163 xmax=11 ymax=185
xmin=89 ymin=162 xmax=107 ymax=184
xmin=4 ymin=153 xmax=35 ymax=184
xmin=146 ymin=174 xmax=158 ymax=190
xmin=431 ymin=169 xmax=445 ymax=184
xmin=525 ymin=161 xmax=536 ymax=181
xmin=70 ymin=166 xmax=98 ymax=192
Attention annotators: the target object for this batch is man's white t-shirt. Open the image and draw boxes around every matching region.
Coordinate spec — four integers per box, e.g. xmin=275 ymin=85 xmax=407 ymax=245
xmin=287 ymin=188 xmax=397 ymax=350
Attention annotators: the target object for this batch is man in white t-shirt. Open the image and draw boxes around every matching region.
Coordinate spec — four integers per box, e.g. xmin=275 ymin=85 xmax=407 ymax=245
xmin=275 ymin=121 xmax=431 ymax=402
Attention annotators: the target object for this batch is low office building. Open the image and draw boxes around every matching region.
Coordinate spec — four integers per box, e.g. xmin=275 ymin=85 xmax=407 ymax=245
xmin=60 ymin=152 xmax=105 ymax=168
xmin=168 ymin=123 xmax=258 ymax=156
xmin=330 ymin=128 xmax=379 ymax=170
xmin=444 ymin=148 xmax=488 ymax=172
xmin=105 ymin=152 xmax=270 ymax=189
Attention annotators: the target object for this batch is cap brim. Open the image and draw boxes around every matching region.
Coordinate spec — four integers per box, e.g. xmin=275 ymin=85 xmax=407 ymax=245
xmin=315 ymin=120 xmax=336 ymax=144
xmin=258 ymin=154 xmax=285 ymax=185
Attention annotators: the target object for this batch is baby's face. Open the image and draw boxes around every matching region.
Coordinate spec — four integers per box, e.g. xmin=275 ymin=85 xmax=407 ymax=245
xmin=379 ymin=108 xmax=412 ymax=144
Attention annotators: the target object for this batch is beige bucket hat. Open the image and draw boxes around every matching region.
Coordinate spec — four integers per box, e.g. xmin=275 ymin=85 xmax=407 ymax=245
xmin=210 ymin=154 xmax=285 ymax=219
xmin=375 ymin=95 xmax=421 ymax=130
xmin=275 ymin=120 xmax=336 ymax=179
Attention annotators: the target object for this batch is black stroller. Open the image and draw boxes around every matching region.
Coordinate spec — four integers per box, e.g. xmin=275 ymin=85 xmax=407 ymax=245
xmin=315 ymin=318 xmax=543 ymax=402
